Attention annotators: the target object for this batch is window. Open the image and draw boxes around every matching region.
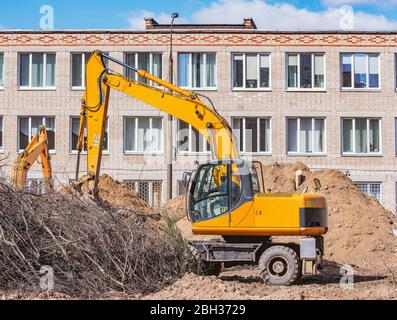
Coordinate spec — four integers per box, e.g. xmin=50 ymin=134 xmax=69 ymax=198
xmin=70 ymin=116 xmax=108 ymax=153
xmin=232 ymin=118 xmax=271 ymax=154
xmin=178 ymin=53 xmax=216 ymax=89
xmin=287 ymin=53 xmax=325 ymax=89
xmin=71 ymin=53 xmax=91 ymax=88
xmin=232 ymin=53 xmax=270 ymax=89
xmin=26 ymin=179 xmax=45 ymax=195
xmin=356 ymin=182 xmax=381 ymax=203
xmin=124 ymin=180 xmax=162 ymax=207
xmin=342 ymin=118 xmax=381 ymax=155
xmin=19 ymin=116 xmax=55 ymax=151
xmin=0 ymin=116 xmax=3 ymax=149
xmin=0 ymin=53 xmax=4 ymax=87
xmin=19 ymin=53 xmax=56 ymax=88
xmin=341 ymin=53 xmax=379 ymax=89
xmin=125 ymin=53 xmax=162 ymax=84
xmin=124 ymin=117 xmax=163 ymax=153
xmin=287 ymin=118 xmax=326 ymax=154
xmin=177 ymin=120 xmax=210 ymax=153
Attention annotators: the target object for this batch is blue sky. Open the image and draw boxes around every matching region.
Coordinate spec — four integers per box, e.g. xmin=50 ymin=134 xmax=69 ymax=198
xmin=1 ymin=0 xmax=397 ymax=30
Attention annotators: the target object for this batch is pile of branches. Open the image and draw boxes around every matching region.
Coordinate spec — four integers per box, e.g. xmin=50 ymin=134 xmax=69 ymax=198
xmin=0 ymin=182 xmax=194 ymax=298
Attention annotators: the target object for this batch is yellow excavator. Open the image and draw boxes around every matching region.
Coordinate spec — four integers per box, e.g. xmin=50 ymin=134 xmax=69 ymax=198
xmin=12 ymin=125 xmax=53 ymax=192
xmin=76 ymin=51 xmax=328 ymax=285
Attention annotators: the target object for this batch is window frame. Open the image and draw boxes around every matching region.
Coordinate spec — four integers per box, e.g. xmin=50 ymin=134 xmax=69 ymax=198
xmin=69 ymin=116 xmax=110 ymax=154
xmin=0 ymin=116 xmax=3 ymax=151
xmin=123 ymin=116 xmax=164 ymax=154
xmin=286 ymin=117 xmax=327 ymax=156
xmin=18 ymin=53 xmax=57 ymax=90
xmin=18 ymin=116 xmax=56 ymax=153
xmin=177 ymin=52 xmax=217 ymax=90
xmin=286 ymin=53 xmax=326 ymax=91
xmin=340 ymin=53 xmax=381 ymax=91
xmin=176 ymin=120 xmax=211 ymax=155
xmin=70 ymin=52 xmax=90 ymax=90
xmin=123 ymin=180 xmax=163 ymax=207
xmin=356 ymin=182 xmax=382 ymax=203
xmin=341 ymin=118 xmax=382 ymax=156
xmin=231 ymin=53 xmax=271 ymax=91
xmin=232 ymin=117 xmax=272 ymax=155
xmin=0 ymin=52 xmax=4 ymax=89
xmin=124 ymin=52 xmax=163 ymax=86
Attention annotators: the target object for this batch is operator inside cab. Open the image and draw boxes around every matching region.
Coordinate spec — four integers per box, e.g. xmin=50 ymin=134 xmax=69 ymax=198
xmin=190 ymin=162 xmax=242 ymax=221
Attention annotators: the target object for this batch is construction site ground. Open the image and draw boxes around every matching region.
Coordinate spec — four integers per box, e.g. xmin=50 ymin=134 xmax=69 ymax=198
xmin=0 ymin=162 xmax=396 ymax=300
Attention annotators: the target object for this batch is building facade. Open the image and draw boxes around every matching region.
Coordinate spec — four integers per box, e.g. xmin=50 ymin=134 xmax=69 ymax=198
xmin=0 ymin=19 xmax=397 ymax=211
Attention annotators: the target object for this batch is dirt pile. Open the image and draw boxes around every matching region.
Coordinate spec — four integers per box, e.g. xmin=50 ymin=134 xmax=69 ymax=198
xmin=162 ymin=196 xmax=186 ymax=221
xmin=262 ymin=162 xmax=397 ymax=273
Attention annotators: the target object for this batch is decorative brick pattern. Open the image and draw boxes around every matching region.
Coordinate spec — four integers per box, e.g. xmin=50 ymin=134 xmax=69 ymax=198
xmin=2 ymin=31 xmax=397 ymax=47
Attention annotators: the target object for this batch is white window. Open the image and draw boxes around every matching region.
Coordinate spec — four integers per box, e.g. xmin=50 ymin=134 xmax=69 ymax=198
xmin=124 ymin=180 xmax=162 ymax=207
xmin=0 ymin=116 xmax=3 ymax=150
xmin=19 ymin=116 xmax=55 ymax=152
xmin=232 ymin=53 xmax=270 ymax=89
xmin=178 ymin=53 xmax=216 ymax=89
xmin=71 ymin=53 xmax=91 ymax=89
xmin=177 ymin=120 xmax=210 ymax=154
xmin=0 ymin=53 xmax=4 ymax=87
xmin=356 ymin=182 xmax=381 ymax=203
xmin=125 ymin=53 xmax=162 ymax=85
xmin=287 ymin=53 xmax=325 ymax=89
xmin=124 ymin=117 xmax=163 ymax=153
xmin=341 ymin=53 xmax=380 ymax=89
xmin=19 ymin=53 xmax=56 ymax=89
xmin=287 ymin=118 xmax=326 ymax=154
xmin=70 ymin=116 xmax=109 ymax=153
xmin=342 ymin=118 xmax=381 ymax=155
xmin=232 ymin=118 xmax=271 ymax=154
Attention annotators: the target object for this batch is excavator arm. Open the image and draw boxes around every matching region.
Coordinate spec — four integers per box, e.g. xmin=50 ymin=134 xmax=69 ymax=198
xmin=76 ymin=50 xmax=239 ymax=192
xmin=12 ymin=125 xmax=53 ymax=191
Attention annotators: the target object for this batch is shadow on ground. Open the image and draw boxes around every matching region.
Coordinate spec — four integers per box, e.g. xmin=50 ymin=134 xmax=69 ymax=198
xmin=219 ymin=260 xmax=387 ymax=286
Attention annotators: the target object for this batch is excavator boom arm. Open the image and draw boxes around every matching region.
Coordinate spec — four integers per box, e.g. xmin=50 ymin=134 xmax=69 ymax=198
xmin=77 ymin=51 xmax=239 ymax=191
xmin=12 ymin=125 xmax=53 ymax=190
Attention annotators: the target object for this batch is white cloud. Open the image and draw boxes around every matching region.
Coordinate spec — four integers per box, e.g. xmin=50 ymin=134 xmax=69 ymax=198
xmin=125 ymin=0 xmax=397 ymax=31
xmin=190 ymin=0 xmax=397 ymax=31
xmin=322 ymin=0 xmax=397 ymax=7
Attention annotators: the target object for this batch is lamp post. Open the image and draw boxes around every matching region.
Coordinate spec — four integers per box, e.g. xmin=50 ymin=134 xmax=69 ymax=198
xmin=167 ymin=12 xmax=179 ymax=201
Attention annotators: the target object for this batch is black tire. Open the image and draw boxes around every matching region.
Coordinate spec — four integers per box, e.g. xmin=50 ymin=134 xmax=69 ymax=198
xmin=258 ymin=245 xmax=301 ymax=286
xmin=190 ymin=246 xmax=222 ymax=277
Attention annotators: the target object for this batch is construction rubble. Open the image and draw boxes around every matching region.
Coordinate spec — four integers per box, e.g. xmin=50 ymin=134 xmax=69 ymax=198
xmin=0 ymin=175 xmax=193 ymax=299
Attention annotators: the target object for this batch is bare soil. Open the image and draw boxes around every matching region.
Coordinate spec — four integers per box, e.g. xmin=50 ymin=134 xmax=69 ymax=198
xmin=157 ymin=162 xmax=397 ymax=300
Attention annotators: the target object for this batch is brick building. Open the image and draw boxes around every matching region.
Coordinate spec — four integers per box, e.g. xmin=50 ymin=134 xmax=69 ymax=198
xmin=0 ymin=18 xmax=396 ymax=212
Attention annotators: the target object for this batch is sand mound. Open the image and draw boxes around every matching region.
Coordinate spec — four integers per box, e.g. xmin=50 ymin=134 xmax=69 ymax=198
xmin=64 ymin=174 xmax=157 ymax=217
xmin=163 ymin=162 xmax=397 ymax=273
xmin=261 ymin=162 xmax=397 ymax=273
xmin=162 ymin=196 xmax=187 ymax=221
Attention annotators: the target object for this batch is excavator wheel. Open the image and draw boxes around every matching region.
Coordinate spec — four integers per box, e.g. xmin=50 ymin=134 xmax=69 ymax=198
xmin=190 ymin=246 xmax=222 ymax=277
xmin=259 ymin=245 xmax=301 ymax=286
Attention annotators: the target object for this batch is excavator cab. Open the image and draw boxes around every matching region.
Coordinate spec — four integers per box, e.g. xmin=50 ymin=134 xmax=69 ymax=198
xmin=188 ymin=159 xmax=258 ymax=223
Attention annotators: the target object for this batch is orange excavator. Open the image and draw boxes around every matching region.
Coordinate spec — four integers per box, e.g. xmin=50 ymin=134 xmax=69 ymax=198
xmin=11 ymin=125 xmax=53 ymax=192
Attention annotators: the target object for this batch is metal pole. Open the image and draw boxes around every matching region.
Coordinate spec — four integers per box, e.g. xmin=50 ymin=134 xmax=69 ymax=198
xmin=167 ymin=13 xmax=178 ymax=201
